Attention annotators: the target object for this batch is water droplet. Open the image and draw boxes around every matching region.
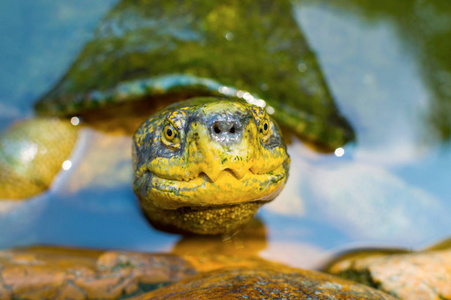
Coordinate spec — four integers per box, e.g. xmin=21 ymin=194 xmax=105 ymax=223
xmin=62 ymin=160 xmax=72 ymax=170
xmin=70 ymin=117 xmax=80 ymax=126
xmin=255 ymin=99 xmax=266 ymax=107
xmin=334 ymin=147 xmax=345 ymax=157
xmin=297 ymin=63 xmax=307 ymax=72
xmin=265 ymin=106 xmax=275 ymax=115
xmin=243 ymin=92 xmax=253 ymax=101
xmin=224 ymin=32 xmax=234 ymax=41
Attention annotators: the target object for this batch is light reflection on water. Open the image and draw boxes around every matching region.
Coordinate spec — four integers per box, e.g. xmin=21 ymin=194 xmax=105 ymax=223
xmin=0 ymin=0 xmax=450 ymax=269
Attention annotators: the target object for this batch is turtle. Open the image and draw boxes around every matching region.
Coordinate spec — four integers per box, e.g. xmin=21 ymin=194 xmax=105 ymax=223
xmin=0 ymin=0 xmax=354 ymax=235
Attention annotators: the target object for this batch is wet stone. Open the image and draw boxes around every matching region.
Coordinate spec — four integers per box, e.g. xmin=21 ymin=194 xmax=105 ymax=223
xmin=0 ymin=247 xmax=395 ymax=300
xmin=327 ymin=249 xmax=451 ymax=299
xmin=131 ymin=265 xmax=395 ymax=300
xmin=0 ymin=118 xmax=78 ymax=200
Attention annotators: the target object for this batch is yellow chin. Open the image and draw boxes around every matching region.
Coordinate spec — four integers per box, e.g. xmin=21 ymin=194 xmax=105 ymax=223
xmin=147 ymin=164 xmax=288 ymax=210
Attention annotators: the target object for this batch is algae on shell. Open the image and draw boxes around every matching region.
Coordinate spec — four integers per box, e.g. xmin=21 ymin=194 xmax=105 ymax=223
xmin=36 ymin=0 xmax=354 ymax=151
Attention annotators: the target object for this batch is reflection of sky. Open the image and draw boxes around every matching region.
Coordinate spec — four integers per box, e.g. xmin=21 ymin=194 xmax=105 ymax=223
xmin=294 ymin=3 xmax=431 ymax=164
xmin=264 ymin=138 xmax=451 ymax=249
xmin=395 ymin=147 xmax=451 ymax=203
xmin=262 ymin=2 xmax=451 ymax=249
xmin=0 ymin=129 xmax=179 ymax=251
xmin=293 ymin=3 xmax=451 ymax=204
xmin=0 ymin=0 xmax=118 ymax=130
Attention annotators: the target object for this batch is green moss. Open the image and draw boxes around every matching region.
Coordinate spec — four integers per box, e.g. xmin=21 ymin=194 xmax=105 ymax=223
xmin=36 ymin=0 xmax=354 ymax=150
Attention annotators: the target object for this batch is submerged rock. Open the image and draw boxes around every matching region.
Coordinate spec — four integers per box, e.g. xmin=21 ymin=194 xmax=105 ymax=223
xmin=132 ymin=266 xmax=395 ymax=300
xmin=326 ymin=248 xmax=451 ymax=299
xmin=0 ymin=118 xmax=78 ymax=199
xmin=0 ymin=247 xmax=394 ymax=299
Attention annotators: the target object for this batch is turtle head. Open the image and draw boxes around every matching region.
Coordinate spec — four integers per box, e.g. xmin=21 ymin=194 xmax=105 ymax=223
xmin=133 ymin=98 xmax=289 ymax=234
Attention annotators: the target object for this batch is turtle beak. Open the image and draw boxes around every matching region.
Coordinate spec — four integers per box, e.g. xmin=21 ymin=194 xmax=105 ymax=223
xmin=187 ymin=106 xmax=258 ymax=183
xmin=202 ymin=167 xmax=221 ymax=183
xmin=201 ymin=166 xmax=249 ymax=182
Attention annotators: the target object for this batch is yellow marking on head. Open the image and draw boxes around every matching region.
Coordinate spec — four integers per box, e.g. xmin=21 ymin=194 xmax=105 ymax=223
xmin=133 ymin=99 xmax=289 ymax=215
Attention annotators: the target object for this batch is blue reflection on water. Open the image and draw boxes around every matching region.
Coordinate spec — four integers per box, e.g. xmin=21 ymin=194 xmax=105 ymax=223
xmin=34 ymin=186 xmax=178 ymax=251
xmin=0 ymin=0 xmax=118 ymax=129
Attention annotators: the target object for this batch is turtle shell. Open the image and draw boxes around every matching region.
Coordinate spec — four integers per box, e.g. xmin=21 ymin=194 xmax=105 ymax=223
xmin=35 ymin=0 xmax=354 ymax=151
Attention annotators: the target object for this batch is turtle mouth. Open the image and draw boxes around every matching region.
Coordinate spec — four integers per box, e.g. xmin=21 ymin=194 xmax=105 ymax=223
xmin=209 ymin=168 xmax=250 ymax=181
xmin=152 ymin=164 xmax=286 ymax=189
xmin=164 ymin=168 xmax=262 ymax=183
xmin=144 ymin=161 xmax=289 ymax=210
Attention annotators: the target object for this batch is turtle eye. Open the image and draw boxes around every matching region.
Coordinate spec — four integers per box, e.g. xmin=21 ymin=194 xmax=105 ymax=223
xmin=260 ymin=120 xmax=270 ymax=136
xmin=161 ymin=123 xmax=181 ymax=150
xmin=163 ymin=124 xmax=177 ymax=141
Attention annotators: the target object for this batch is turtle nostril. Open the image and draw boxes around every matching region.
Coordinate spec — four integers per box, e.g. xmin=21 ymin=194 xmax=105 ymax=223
xmin=214 ymin=124 xmax=221 ymax=134
xmin=212 ymin=120 xmax=240 ymax=137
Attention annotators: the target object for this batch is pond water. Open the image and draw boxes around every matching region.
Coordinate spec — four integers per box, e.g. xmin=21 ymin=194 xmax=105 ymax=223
xmin=0 ymin=0 xmax=450 ymax=269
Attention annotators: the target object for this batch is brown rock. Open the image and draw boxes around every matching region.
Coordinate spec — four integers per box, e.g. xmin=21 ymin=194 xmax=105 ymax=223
xmin=327 ymin=249 xmax=451 ymax=299
xmin=0 ymin=247 xmax=196 ymax=299
xmin=0 ymin=247 xmax=395 ymax=299
xmin=0 ymin=118 xmax=78 ymax=200
xmin=131 ymin=265 xmax=395 ymax=300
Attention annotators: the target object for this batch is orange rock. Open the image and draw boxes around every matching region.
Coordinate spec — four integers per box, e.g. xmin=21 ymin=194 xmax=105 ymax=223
xmin=0 ymin=247 xmax=395 ymax=299
xmin=327 ymin=249 xmax=451 ymax=299
xmin=0 ymin=247 xmax=195 ymax=299
xmin=131 ymin=266 xmax=396 ymax=300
